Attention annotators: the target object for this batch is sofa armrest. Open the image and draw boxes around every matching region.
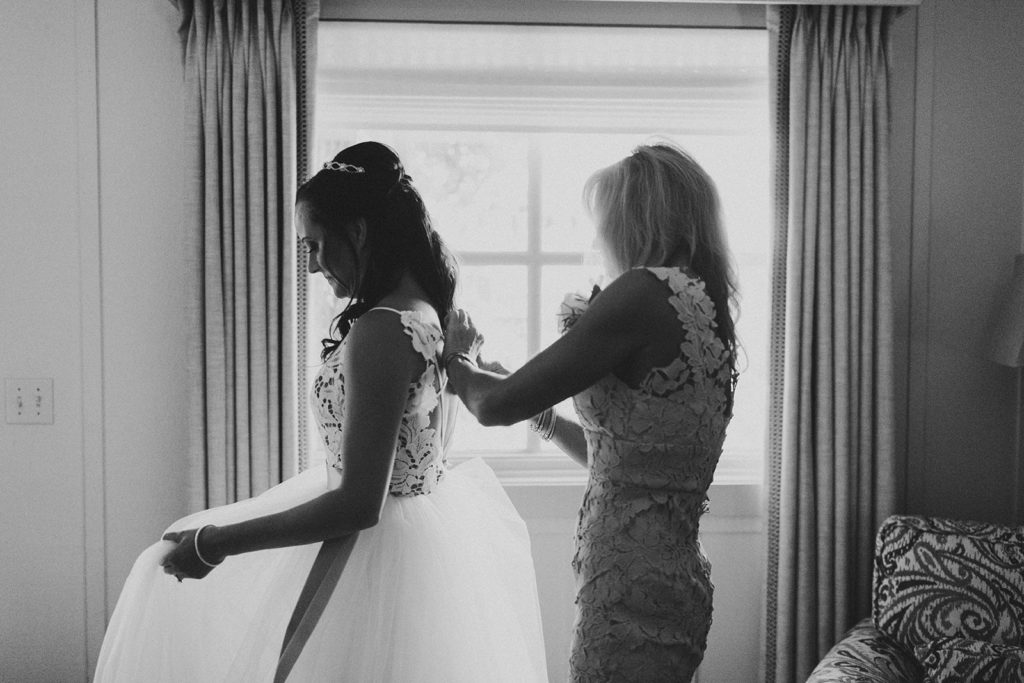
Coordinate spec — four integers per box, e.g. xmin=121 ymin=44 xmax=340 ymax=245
xmin=806 ymin=618 xmax=924 ymax=683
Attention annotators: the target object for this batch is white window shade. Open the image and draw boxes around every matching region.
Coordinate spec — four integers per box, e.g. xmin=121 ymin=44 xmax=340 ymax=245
xmin=317 ymin=23 xmax=767 ymax=133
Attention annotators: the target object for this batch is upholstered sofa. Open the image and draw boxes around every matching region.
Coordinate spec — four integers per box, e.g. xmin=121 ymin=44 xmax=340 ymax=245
xmin=807 ymin=515 xmax=1024 ymax=682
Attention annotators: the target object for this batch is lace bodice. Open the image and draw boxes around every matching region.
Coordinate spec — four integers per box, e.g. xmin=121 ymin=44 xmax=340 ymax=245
xmin=309 ymin=308 xmax=453 ymax=496
xmin=562 ymin=267 xmax=735 ymax=681
xmin=559 ymin=266 xmax=733 ymax=452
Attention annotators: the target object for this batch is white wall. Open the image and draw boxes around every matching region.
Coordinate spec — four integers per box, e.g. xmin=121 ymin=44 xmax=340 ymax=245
xmin=0 ymin=4 xmax=92 ymax=678
xmin=96 ymin=0 xmax=191 ymax=612
xmin=0 ymin=1 xmax=188 ymax=680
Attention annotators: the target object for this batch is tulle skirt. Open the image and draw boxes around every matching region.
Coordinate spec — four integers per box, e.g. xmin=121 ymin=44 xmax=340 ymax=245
xmin=94 ymin=458 xmax=548 ymax=682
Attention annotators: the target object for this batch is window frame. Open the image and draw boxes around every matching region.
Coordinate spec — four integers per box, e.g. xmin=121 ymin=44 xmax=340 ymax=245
xmin=301 ymin=2 xmax=770 ymax=485
xmin=319 ymin=1 xmax=768 ymax=29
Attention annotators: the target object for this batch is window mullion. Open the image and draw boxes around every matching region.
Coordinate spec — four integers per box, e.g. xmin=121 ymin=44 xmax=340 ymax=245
xmin=526 ymin=134 xmax=542 ymax=452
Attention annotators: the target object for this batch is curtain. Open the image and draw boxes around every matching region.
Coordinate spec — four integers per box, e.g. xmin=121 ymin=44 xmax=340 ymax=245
xmin=764 ymin=7 xmax=900 ymax=682
xmin=176 ymin=0 xmax=319 ymax=509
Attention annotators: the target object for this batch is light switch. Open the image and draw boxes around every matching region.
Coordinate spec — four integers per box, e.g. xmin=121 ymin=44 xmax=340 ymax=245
xmin=5 ymin=378 xmax=54 ymax=424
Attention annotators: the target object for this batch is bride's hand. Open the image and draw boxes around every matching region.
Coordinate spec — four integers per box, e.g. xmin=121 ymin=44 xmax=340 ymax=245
xmin=159 ymin=528 xmax=221 ymax=581
xmin=443 ymin=309 xmax=484 ymax=362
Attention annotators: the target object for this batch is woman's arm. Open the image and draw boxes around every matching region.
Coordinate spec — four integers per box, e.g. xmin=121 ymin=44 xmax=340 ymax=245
xmin=163 ymin=311 xmax=420 ymax=576
xmin=477 ymin=359 xmax=589 ymax=467
xmin=543 ymin=409 xmax=588 ymax=467
xmin=445 ymin=268 xmax=663 ymax=427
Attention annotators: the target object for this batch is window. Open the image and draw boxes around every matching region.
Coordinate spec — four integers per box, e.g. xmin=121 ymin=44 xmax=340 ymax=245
xmin=307 ymin=21 xmax=769 ymax=483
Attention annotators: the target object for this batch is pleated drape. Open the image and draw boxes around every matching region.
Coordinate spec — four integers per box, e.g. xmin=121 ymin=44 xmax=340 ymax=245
xmin=175 ymin=0 xmax=315 ymax=508
xmin=764 ymin=7 xmax=900 ymax=682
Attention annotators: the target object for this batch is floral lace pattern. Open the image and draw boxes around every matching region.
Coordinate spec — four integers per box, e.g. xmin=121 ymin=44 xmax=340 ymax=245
xmin=562 ymin=267 xmax=734 ymax=682
xmin=310 ymin=309 xmax=450 ymax=496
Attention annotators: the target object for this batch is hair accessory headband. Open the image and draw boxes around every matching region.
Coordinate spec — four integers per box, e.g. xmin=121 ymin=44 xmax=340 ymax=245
xmin=323 ymin=161 xmax=365 ymax=173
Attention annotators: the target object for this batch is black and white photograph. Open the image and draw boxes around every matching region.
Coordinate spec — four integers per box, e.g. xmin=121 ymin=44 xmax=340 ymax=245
xmin=2 ymin=1 xmax=1022 ymax=681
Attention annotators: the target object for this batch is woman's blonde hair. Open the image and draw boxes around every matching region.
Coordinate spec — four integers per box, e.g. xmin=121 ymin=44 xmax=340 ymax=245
xmin=584 ymin=142 xmax=738 ymax=354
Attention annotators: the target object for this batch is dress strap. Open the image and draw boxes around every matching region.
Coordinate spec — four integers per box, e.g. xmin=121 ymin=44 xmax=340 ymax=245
xmin=639 ymin=267 xmax=723 ymax=341
xmin=365 ymin=306 xmax=441 ymax=329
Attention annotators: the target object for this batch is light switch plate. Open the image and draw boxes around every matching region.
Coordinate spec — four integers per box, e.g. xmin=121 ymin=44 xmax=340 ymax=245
xmin=5 ymin=378 xmax=54 ymax=424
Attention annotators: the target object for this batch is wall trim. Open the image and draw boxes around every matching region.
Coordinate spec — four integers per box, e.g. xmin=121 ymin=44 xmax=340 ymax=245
xmin=77 ymin=0 xmax=107 ymax=675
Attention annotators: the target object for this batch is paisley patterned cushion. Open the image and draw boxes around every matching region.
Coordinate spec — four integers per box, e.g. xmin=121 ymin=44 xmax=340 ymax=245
xmin=914 ymin=637 xmax=1024 ymax=683
xmin=873 ymin=516 xmax=1024 ymax=650
xmin=807 ymin=618 xmax=923 ymax=682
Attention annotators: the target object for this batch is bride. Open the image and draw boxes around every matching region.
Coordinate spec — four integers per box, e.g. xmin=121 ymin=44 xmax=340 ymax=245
xmin=94 ymin=141 xmax=548 ymax=682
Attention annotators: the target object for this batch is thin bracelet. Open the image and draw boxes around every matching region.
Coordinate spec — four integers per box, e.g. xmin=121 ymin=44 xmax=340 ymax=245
xmin=534 ymin=409 xmax=555 ymax=441
xmin=194 ymin=524 xmax=223 ymax=568
xmin=442 ymin=351 xmax=475 ymax=372
xmin=541 ymin=410 xmax=556 ymax=441
xmin=528 ymin=408 xmax=556 ymax=441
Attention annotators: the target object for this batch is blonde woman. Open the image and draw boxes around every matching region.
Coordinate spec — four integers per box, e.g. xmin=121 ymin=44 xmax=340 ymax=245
xmin=444 ymin=143 xmax=738 ymax=682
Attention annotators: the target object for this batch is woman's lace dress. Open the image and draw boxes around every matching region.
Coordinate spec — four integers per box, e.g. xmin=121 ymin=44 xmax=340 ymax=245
xmin=95 ymin=308 xmax=548 ymax=682
xmin=558 ymin=268 xmax=734 ymax=683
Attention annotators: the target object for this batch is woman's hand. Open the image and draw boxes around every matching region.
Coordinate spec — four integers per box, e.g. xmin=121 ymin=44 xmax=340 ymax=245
xmin=478 ymin=358 xmax=511 ymax=376
xmin=443 ymin=309 xmax=485 ymax=363
xmin=160 ymin=527 xmax=222 ymax=581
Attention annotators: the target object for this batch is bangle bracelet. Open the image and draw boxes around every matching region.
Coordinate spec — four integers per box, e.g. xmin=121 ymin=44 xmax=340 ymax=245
xmin=528 ymin=408 xmax=556 ymax=441
xmin=194 ymin=524 xmax=223 ymax=568
xmin=442 ymin=351 xmax=475 ymax=372
xmin=542 ymin=410 xmax=556 ymax=441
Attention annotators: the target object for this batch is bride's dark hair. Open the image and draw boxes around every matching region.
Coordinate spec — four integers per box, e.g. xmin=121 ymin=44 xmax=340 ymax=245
xmin=297 ymin=142 xmax=458 ymax=361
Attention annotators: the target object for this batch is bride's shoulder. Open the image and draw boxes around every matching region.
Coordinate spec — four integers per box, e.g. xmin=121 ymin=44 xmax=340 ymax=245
xmin=355 ymin=304 xmax=442 ymax=364
xmin=346 ymin=309 xmax=421 ymax=354
xmin=347 ymin=309 xmax=411 ymax=344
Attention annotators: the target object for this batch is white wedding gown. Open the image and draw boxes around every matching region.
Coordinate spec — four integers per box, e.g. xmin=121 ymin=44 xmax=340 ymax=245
xmin=94 ymin=308 xmax=548 ymax=682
